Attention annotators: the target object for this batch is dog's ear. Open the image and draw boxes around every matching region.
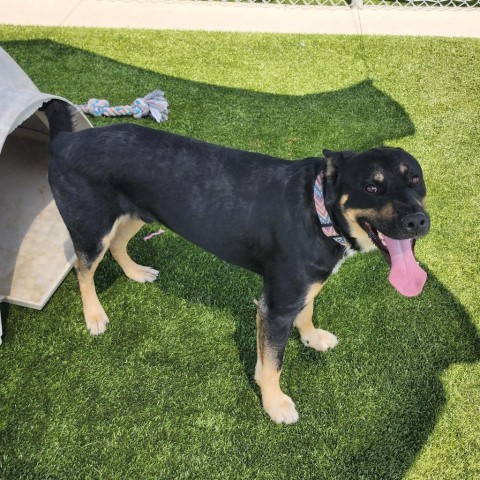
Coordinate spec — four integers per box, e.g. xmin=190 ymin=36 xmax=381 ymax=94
xmin=322 ymin=149 xmax=355 ymax=206
xmin=322 ymin=149 xmax=355 ymax=177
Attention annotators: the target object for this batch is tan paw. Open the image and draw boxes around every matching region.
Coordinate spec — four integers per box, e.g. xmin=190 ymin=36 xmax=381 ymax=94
xmin=85 ymin=309 xmax=109 ymax=335
xmin=301 ymin=328 xmax=338 ymax=352
xmin=125 ymin=264 xmax=159 ymax=283
xmin=263 ymin=392 xmax=299 ymax=424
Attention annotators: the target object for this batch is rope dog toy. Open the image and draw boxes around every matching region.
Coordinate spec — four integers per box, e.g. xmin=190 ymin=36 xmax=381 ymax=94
xmin=76 ymin=90 xmax=169 ymax=123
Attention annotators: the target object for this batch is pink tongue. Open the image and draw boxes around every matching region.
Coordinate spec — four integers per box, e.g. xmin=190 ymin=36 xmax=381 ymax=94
xmin=383 ymin=236 xmax=427 ymax=297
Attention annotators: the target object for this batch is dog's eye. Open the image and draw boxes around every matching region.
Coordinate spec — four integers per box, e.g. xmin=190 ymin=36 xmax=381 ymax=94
xmin=409 ymin=175 xmax=420 ymax=186
xmin=365 ymin=185 xmax=378 ymax=193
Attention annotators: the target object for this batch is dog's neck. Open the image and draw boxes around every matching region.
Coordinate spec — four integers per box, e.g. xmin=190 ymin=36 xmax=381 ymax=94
xmin=314 ymin=171 xmax=350 ymax=247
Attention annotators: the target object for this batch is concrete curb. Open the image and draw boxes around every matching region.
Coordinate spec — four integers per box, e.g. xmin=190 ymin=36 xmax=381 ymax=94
xmin=0 ymin=0 xmax=479 ymax=37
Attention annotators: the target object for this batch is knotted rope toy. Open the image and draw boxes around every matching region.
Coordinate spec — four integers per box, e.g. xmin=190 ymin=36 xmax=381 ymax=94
xmin=76 ymin=90 xmax=169 ymax=123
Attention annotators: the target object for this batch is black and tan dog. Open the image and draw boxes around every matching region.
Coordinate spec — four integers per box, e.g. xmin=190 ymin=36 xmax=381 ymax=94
xmin=43 ymin=100 xmax=430 ymax=424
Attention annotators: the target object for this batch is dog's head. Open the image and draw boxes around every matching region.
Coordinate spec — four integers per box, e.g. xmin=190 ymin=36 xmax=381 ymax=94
xmin=323 ymin=147 xmax=430 ymax=296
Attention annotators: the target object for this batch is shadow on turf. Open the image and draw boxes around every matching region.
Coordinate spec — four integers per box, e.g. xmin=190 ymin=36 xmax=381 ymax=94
xmin=2 ymin=40 xmax=479 ymax=479
xmin=136 ymin=234 xmax=480 ymax=479
xmin=3 ymin=39 xmax=414 ymax=154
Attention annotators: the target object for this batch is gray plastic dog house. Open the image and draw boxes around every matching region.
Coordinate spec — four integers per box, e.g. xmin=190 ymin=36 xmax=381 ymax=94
xmin=0 ymin=47 xmax=92 ymax=343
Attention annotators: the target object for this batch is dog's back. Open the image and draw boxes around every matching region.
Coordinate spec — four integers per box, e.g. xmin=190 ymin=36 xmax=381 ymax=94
xmin=44 ymin=102 xmax=323 ymax=273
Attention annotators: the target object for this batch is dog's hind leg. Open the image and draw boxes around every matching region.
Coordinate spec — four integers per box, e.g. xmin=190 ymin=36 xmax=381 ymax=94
xmin=109 ymin=215 xmax=159 ymax=283
xmin=76 ymin=249 xmax=110 ymax=336
xmin=75 ymin=216 xmax=130 ymax=335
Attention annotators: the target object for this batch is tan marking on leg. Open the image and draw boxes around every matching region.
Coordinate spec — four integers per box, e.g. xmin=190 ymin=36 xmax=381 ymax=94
xmin=255 ymin=298 xmax=298 ymax=424
xmin=110 ymin=216 xmax=159 ymax=283
xmin=305 ymin=282 xmax=323 ymax=304
xmin=76 ymin=254 xmax=109 ymax=335
xmin=255 ymin=347 xmax=298 ymax=424
xmin=102 ymin=215 xmax=127 ymax=247
xmin=294 ymin=283 xmax=338 ymax=352
xmin=76 ymin=215 xmax=136 ymax=335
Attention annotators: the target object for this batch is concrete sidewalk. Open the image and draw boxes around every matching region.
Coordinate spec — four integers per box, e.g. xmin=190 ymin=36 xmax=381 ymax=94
xmin=0 ymin=0 xmax=479 ymax=37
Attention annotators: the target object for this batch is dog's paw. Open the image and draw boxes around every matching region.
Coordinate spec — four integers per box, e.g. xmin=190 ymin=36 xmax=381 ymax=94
xmin=301 ymin=328 xmax=338 ymax=352
xmin=263 ymin=392 xmax=299 ymax=424
xmin=85 ymin=309 xmax=110 ymax=335
xmin=125 ymin=265 xmax=159 ymax=283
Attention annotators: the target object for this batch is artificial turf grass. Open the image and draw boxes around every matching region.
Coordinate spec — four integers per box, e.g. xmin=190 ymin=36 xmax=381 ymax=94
xmin=1 ymin=233 xmax=477 ymax=480
xmin=0 ymin=26 xmax=479 ymax=479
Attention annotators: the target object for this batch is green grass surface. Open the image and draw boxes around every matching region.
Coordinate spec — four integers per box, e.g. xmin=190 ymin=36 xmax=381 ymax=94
xmin=0 ymin=27 xmax=479 ymax=479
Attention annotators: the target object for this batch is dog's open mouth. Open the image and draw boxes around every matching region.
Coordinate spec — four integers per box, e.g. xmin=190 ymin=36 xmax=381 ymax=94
xmin=364 ymin=223 xmax=394 ymax=264
xmin=363 ymin=222 xmax=427 ymax=297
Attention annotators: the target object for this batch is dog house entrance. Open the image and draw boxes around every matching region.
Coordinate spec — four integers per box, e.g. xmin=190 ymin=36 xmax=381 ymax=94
xmin=0 ymin=46 xmax=92 ymax=344
xmin=0 ymin=114 xmax=76 ymax=310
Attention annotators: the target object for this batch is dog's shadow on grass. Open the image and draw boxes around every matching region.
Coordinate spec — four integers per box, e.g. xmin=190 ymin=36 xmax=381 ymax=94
xmin=2 ymin=39 xmax=479 ymax=479
xmin=129 ymin=233 xmax=480 ymax=479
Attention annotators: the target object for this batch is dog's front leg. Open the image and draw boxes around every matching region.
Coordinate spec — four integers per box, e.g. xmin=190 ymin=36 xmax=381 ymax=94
xmin=255 ymin=296 xmax=299 ymax=424
xmin=293 ymin=283 xmax=338 ymax=352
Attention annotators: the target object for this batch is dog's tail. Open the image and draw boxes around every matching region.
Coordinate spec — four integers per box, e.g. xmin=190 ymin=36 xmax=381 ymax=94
xmin=41 ymin=99 xmax=78 ymax=143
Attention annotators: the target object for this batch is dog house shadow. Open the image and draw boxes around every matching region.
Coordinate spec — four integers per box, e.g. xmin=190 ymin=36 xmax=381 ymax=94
xmin=3 ymin=40 xmax=477 ymax=479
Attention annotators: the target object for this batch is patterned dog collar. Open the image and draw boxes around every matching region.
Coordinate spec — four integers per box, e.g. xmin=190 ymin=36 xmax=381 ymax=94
xmin=314 ymin=171 xmax=350 ymax=247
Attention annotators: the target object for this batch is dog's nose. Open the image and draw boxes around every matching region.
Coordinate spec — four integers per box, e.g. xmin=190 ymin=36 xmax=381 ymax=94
xmin=402 ymin=212 xmax=430 ymax=236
